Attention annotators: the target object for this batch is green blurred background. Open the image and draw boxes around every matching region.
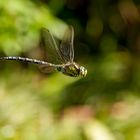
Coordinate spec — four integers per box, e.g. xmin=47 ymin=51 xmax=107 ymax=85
xmin=0 ymin=0 xmax=140 ymax=140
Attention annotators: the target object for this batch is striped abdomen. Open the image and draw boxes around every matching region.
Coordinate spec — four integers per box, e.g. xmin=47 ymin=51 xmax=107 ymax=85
xmin=0 ymin=56 xmax=55 ymax=66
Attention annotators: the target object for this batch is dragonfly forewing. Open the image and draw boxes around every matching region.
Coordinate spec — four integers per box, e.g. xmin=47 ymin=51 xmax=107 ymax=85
xmin=59 ymin=26 xmax=74 ymax=63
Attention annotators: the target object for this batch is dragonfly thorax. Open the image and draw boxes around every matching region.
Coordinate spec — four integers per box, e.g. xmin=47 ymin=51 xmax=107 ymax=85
xmin=57 ymin=63 xmax=87 ymax=77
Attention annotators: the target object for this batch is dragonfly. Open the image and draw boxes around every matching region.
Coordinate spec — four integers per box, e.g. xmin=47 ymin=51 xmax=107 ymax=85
xmin=0 ymin=26 xmax=87 ymax=77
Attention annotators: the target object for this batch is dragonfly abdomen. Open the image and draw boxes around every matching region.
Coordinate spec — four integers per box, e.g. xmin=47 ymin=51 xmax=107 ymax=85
xmin=0 ymin=56 xmax=54 ymax=66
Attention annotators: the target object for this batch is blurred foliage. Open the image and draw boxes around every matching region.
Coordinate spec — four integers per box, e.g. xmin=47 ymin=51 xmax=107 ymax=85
xmin=0 ymin=0 xmax=140 ymax=140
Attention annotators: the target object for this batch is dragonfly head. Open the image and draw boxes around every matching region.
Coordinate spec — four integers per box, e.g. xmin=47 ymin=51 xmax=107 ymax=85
xmin=79 ymin=66 xmax=87 ymax=77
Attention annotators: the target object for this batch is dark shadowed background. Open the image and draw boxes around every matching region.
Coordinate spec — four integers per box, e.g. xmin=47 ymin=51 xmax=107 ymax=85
xmin=0 ymin=0 xmax=140 ymax=140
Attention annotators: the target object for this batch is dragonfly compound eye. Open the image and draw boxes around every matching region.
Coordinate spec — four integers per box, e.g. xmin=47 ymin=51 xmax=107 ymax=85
xmin=79 ymin=66 xmax=87 ymax=77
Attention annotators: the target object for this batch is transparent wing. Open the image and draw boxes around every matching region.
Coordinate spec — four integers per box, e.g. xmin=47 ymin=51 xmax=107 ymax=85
xmin=59 ymin=25 xmax=74 ymax=63
xmin=39 ymin=64 xmax=56 ymax=74
xmin=40 ymin=28 xmax=63 ymax=64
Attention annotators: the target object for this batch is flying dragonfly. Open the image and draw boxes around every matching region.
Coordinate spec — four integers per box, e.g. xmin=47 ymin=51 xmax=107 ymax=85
xmin=0 ymin=26 xmax=87 ymax=77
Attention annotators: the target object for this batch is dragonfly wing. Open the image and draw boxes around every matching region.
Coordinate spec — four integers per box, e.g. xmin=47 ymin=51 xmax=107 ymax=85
xmin=39 ymin=64 xmax=56 ymax=73
xmin=59 ymin=25 xmax=74 ymax=63
xmin=40 ymin=28 xmax=63 ymax=64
